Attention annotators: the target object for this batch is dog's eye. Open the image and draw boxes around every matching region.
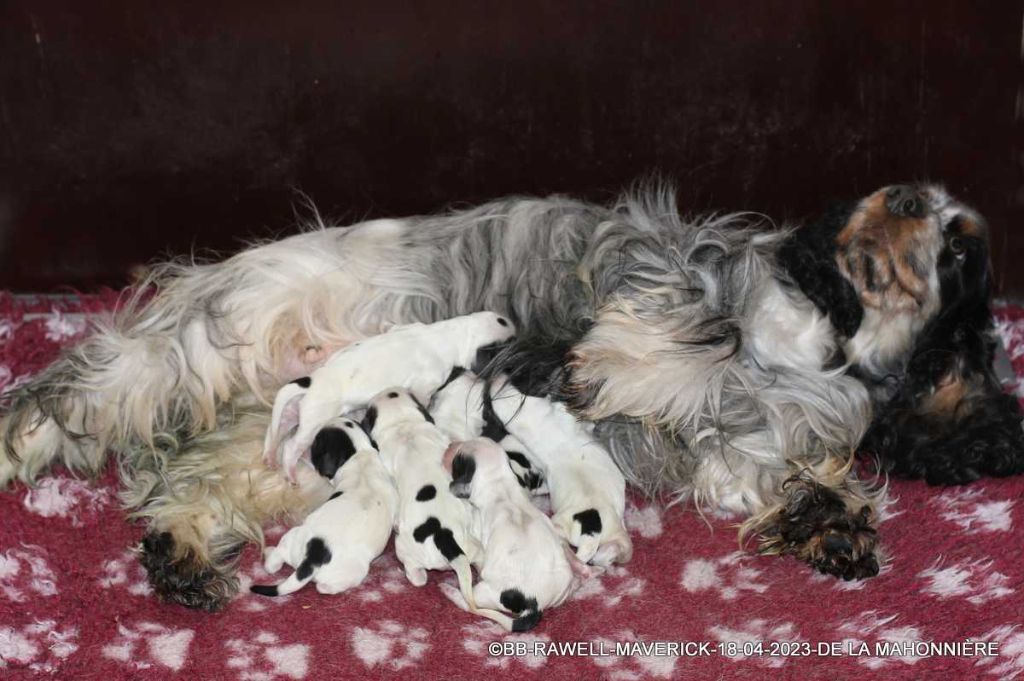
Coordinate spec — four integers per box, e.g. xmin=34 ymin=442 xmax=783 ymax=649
xmin=948 ymin=235 xmax=966 ymax=257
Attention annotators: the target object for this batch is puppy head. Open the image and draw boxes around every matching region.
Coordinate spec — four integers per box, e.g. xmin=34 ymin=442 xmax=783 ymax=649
xmin=463 ymin=311 xmax=517 ymax=357
xmin=443 ymin=438 xmax=510 ymax=499
xmin=311 ymin=417 xmax=376 ymax=480
xmin=363 ymin=388 xmax=435 ymax=436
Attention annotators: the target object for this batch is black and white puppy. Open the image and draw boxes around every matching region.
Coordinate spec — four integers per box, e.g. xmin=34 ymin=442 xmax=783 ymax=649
xmin=264 ymin=311 xmax=516 ymax=480
xmin=364 ymin=388 xmax=481 ymax=607
xmin=440 ymin=438 xmax=590 ymax=632
xmin=488 ymin=378 xmax=632 ymax=566
xmin=430 ymin=369 xmax=546 ymax=494
xmin=250 ymin=419 xmax=397 ymax=597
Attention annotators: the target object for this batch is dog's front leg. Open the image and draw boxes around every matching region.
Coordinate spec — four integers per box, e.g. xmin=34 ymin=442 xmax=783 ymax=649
xmin=745 ymin=459 xmax=882 ymax=580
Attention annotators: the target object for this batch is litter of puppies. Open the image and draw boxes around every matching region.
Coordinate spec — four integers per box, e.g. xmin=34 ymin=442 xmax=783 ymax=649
xmin=251 ymin=312 xmax=632 ymax=631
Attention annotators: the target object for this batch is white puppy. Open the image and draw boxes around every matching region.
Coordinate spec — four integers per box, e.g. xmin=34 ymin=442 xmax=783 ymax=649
xmin=265 ymin=311 xmax=515 ymax=480
xmin=430 ymin=369 xmax=545 ymax=494
xmin=489 ymin=378 xmax=633 ymax=566
xmin=439 ymin=438 xmax=590 ymax=632
xmin=365 ymin=388 xmax=481 ymax=607
xmin=251 ymin=419 xmax=397 ymax=596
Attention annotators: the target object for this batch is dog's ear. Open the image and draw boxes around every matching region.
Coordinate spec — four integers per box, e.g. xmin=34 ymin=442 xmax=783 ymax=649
xmin=361 ymin=406 xmax=378 ymax=435
xmin=861 ymin=311 xmax=1024 ymax=484
xmin=448 ymin=452 xmax=476 ymax=499
xmin=778 ymin=204 xmax=864 ymax=339
xmin=310 ymin=427 xmax=356 ymax=479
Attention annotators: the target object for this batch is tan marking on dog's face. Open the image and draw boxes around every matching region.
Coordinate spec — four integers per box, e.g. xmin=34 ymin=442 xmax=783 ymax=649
xmin=835 ymin=187 xmax=942 ymax=314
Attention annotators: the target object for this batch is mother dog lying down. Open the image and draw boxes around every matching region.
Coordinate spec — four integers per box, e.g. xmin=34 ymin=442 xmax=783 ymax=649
xmin=2 ymin=181 xmax=1022 ymax=610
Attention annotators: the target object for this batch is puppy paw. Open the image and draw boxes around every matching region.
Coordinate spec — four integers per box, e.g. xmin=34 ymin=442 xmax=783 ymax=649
xmin=138 ymin=531 xmax=240 ymax=611
xmin=761 ymin=479 xmax=879 ymax=581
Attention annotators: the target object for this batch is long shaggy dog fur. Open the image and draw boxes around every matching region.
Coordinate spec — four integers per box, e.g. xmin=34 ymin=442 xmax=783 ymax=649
xmin=2 ymin=181 xmax=1020 ymax=609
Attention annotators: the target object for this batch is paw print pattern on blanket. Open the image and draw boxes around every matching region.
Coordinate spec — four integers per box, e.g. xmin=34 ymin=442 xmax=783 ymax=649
xmin=97 ymin=550 xmax=153 ymax=596
xmin=101 ymin=621 xmax=194 ymax=672
xmin=0 ymin=620 xmax=78 ymax=673
xmin=0 ymin=546 xmax=57 ymax=602
xmin=586 ymin=631 xmax=679 ymax=680
xmin=459 ymin=621 xmax=551 ymax=670
xmin=932 ymin=488 xmax=1015 ymax=533
xmin=570 ymin=565 xmax=645 ymax=607
xmin=917 ymin=559 xmax=1013 ymax=605
xmin=22 ymin=476 xmax=112 ymax=526
xmin=679 ymin=551 xmax=768 ymax=600
xmin=350 ymin=620 xmax=429 ymax=671
xmin=834 ymin=611 xmax=927 ymax=671
xmin=706 ymin=619 xmax=803 ymax=669
xmin=225 ymin=631 xmax=310 ymax=680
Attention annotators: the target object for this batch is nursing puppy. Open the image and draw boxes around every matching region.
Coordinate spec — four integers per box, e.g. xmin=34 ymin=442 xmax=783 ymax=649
xmin=364 ymin=389 xmax=481 ymax=606
xmin=489 ymin=378 xmax=632 ymax=566
xmin=440 ymin=438 xmax=589 ymax=632
xmin=265 ymin=311 xmax=516 ymax=480
xmin=430 ymin=369 xmax=546 ymax=494
xmin=251 ymin=419 xmax=397 ymax=596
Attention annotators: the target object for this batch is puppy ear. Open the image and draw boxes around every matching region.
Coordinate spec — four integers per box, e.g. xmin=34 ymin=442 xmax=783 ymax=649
xmin=778 ymin=205 xmax=864 ymax=338
xmin=310 ymin=427 xmax=356 ymax=479
xmin=361 ymin=406 xmax=378 ymax=435
xmin=862 ymin=313 xmax=1024 ymax=484
xmin=448 ymin=452 xmax=476 ymax=499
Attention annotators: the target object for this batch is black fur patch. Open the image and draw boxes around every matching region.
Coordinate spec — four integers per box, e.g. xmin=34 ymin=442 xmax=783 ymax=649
xmin=413 ymin=517 xmax=441 ymax=543
xmin=412 ymin=516 xmax=464 ymax=561
xmin=416 ymin=485 xmax=437 ymax=501
xmin=250 ymin=584 xmax=279 ymax=597
xmin=295 ymin=538 xmax=332 ymax=580
xmin=310 ymin=427 xmax=357 ymax=479
xmin=431 ymin=526 xmax=464 ymax=561
xmin=481 ymin=388 xmax=509 ymax=441
xmin=410 ymin=395 xmax=435 ymax=424
xmin=777 ymin=202 xmax=864 ymax=340
xmin=450 ymin=453 xmax=476 ymax=487
xmin=362 ymin=406 xmax=378 ymax=434
xmin=573 ymin=509 xmax=602 ymax=536
xmin=500 ymin=588 xmax=542 ymax=632
xmin=437 ymin=366 xmax=466 ymax=392
xmin=505 ymin=451 xmax=532 ymax=469
xmin=291 ymin=376 xmax=312 ymax=388
xmin=328 ymin=491 xmax=343 ymax=501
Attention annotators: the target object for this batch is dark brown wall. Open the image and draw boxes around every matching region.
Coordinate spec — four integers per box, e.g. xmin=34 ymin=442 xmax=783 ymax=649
xmin=1 ymin=1 xmax=1021 ymax=292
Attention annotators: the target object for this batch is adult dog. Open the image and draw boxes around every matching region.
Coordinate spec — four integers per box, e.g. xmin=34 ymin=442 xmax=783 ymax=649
xmin=2 ymin=182 xmax=1021 ymax=610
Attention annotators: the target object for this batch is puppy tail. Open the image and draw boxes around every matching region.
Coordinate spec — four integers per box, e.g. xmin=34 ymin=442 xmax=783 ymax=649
xmin=450 ymin=555 xmax=478 ymax=611
xmin=249 ymin=570 xmax=311 ymax=597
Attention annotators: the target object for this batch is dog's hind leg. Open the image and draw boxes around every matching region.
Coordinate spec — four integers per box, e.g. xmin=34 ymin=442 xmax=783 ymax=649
xmin=129 ymin=409 xmax=332 ymax=610
xmin=0 ymin=228 xmax=387 ymax=489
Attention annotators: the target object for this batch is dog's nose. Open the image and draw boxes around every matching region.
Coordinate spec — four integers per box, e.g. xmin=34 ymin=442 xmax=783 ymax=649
xmin=884 ymin=185 xmax=925 ymax=218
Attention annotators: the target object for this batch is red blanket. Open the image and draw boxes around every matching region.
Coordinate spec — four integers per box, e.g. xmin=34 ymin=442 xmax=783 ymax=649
xmin=1 ymin=294 xmax=1022 ymax=680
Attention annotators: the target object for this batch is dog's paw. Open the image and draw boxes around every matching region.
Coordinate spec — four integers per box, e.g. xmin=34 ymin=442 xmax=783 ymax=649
xmin=762 ymin=479 xmax=879 ymax=581
xmin=138 ymin=531 xmax=240 ymax=611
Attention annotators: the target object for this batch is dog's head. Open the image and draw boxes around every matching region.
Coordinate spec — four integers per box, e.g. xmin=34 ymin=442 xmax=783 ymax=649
xmin=782 ymin=183 xmax=1024 ymax=483
xmin=362 ymin=388 xmax=435 ymax=436
xmin=442 ymin=437 xmax=510 ymax=499
xmin=310 ymin=417 xmax=376 ymax=480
